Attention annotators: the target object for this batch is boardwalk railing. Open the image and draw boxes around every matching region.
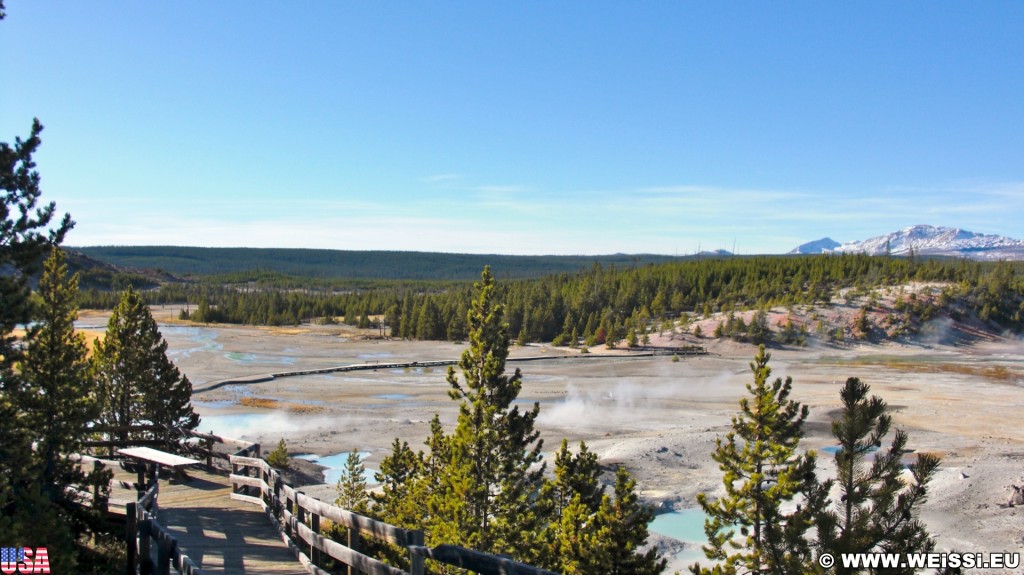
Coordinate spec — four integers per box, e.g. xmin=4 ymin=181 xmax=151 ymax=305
xmin=85 ymin=424 xmax=173 ymax=454
xmin=86 ymin=424 xmax=562 ymax=575
xmin=229 ymin=453 xmax=425 ymax=575
xmin=230 ymin=453 xmax=563 ymax=575
xmin=181 ymin=429 xmax=257 ymax=471
xmin=125 ymin=482 xmax=204 ymax=575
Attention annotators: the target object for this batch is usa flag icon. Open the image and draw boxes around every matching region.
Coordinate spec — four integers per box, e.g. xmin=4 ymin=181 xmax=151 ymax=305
xmin=1 ymin=547 xmax=25 ymax=573
xmin=0 ymin=548 xmax=22 ymax=562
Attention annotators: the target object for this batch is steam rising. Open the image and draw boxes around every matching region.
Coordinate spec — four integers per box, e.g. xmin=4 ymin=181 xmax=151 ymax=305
xmin=537 ymin=369 xmax=735 ymax=432
xmin=197 ymin=410 xmax=360 ymax=441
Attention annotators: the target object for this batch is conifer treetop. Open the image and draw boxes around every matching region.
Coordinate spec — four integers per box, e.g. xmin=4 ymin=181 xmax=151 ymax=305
xmin=448 ymin=265 xmax=523 ymax=408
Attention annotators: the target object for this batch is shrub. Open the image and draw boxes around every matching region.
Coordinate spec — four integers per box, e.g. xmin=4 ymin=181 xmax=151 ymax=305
xmin=266 ymin=438 xmax=289 ymax=469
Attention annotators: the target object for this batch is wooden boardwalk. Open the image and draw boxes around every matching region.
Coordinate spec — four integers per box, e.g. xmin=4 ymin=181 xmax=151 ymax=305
xmin=151 ymin=469 xmax=305 ymax=574
xmin=95 ymin=427 xmax=556 ymax=575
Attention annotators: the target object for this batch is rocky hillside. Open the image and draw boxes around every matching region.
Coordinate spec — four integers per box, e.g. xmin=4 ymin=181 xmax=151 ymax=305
xmin=792 ymin=225 xmax=1024 ymax=260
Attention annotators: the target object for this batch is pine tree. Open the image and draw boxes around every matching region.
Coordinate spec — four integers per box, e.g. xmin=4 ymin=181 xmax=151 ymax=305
xmin=0 ymin=118 xmax=74 ymax=549
xmin=532 ymin=440 xmax=605 ymax=571
xmin=8 ymin=249 xmax=91 ymax=573
xmin=543 ymin=440 xmax=605 ymax=516
xmin=815 ymin=378 xmax=940 ymax=574
xmin=265 ymin=438 xmax=289 ymax=469
xmin=694 ymin=345 xmax=825 ymax=575
xmin=534 ymin=443 xmax=665 ymax=575
xmin=372 ymin=438 xmax=424 ymax=529
xmin=20 ymin=249 xmax=102 ymax=516
xmin=335 ymin=448 xmax=370 ymax=515
xmin=93 ymin=287 xmax=199 ymax=449
xmin=598 ymin=466 xmax=667 ymax=575
xmin=433 ymin=266 xmax=545 ymax=556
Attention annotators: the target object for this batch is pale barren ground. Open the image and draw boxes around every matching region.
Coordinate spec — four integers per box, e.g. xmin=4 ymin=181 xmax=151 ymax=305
xmin=79 ymin=306 xmax=1024 ymax=573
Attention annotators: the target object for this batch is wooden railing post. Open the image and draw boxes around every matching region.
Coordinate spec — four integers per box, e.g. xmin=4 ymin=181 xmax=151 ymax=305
xmin=311 ymin=510 xmax=322 ymax=567
xmin=262 ymin=460 xmax=270 ymax=505
xmin=347 ymin=524 xmax=361 ymax=575
xmin=205 ymin=437 xmax=213 ymax=469
xmin=273 ymin=472 xmax=283 ymax=516
xmin=156 ymin=535 xmax=175 ymax=575
xmin=251 ymin=455 xmax=259 ymax=497
xmin=126 ymin=502 xmax=137 ymax=575
xmin=408 ymin=530 xmax=425 ymax=575
xmin=296 ymin=491 xmax=308 ymax=558
xmin=138 ymin=519 xmax=153 ymax=575
xmin=285 ymin=490 xmax=294 ymax=539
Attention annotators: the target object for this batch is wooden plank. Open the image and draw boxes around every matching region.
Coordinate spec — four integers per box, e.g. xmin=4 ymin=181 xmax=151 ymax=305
xmin=229 ymin=455 xmax=267 ymax=470
xmin=157 ymin=469 xmax=308 ymax=574
xmin=229 ymin=474 xmax=267 ymax=490
xmin=230 ymin=492 xmax=266 ymax=507
xmin=186 ymin=429 xmax=255 ymax=450
xmin=119 ymin=446 xmax=200 ymax=468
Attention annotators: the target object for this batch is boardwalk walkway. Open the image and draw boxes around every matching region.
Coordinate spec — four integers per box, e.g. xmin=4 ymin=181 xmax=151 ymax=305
xmin=98 ymin=428 xmax=558 ymax=575
xmin=152 ymin=469 xmax=304 ymax=574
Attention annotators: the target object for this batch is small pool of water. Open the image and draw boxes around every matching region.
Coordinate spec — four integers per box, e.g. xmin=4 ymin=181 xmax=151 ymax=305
xmin=295 ymin=452 xmax=377 ymax=485
xmin=161 ymin=326 xmax=224 ymax=359
xmin=650 ymin=509 xmax=711 ymax=565
xmin=224 ymin=351 xmax=297 ymax=365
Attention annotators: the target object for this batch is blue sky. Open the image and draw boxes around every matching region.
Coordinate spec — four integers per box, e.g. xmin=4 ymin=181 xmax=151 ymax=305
xmin=2 ymin=2 xmax=1023 ymax=255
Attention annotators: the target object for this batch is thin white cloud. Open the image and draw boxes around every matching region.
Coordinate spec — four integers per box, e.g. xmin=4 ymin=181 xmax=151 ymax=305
xmin=61 ymin=179 xmax=1024 ymax=255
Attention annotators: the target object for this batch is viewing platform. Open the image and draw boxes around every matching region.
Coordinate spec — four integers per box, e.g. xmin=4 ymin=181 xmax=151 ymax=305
xmin=79 ymin=426 xmax=559 ymax=575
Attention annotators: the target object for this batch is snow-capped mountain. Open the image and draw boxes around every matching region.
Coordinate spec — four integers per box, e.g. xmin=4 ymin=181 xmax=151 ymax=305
xmin=792 ymin=225 xmax=1024 ymax=260
xmin=789 ymin=237 xmax=840 ymax=255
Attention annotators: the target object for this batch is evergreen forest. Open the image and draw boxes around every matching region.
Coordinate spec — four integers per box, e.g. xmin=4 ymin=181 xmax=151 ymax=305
xmin=76 ymin=253 xmax=1024 ymax=345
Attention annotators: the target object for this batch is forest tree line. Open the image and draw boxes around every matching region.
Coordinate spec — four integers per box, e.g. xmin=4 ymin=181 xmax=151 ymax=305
xmin=77 ymin=254 xmax=1024 ymax=344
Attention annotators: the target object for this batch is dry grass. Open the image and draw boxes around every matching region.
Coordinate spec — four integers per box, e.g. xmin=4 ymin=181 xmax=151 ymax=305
xmin=239 ymin=396 xmax=323 ymax=414
xmin=828 ymin=359 xmax=1019 ymax=382
xmin=13 ymin=327 xmax=104 ymax=354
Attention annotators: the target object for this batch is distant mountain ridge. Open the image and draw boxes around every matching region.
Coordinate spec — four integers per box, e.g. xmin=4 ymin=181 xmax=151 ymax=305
xmin=791 ymin=225 xmax=1024 ymax=260
xmin=72 ymin=246 xmax=691 ymax=281
xmin=789 ymin=238 xmax=841 ymax=255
